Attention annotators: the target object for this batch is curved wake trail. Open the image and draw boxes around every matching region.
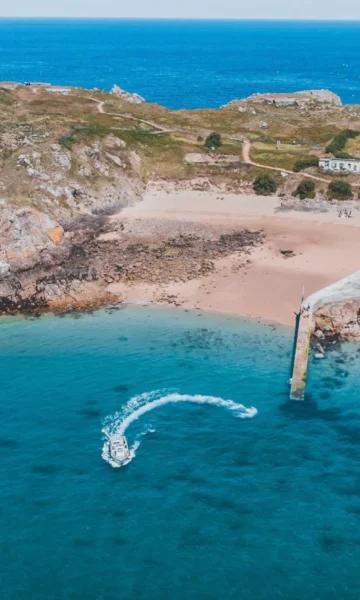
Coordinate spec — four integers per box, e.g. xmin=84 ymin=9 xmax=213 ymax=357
xmin=102 ymin=391 xmax=257 ymax=468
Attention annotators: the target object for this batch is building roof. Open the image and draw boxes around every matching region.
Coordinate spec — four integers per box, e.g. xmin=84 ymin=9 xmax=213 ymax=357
xmin=320 ymin=157 xmax=360 ymax=164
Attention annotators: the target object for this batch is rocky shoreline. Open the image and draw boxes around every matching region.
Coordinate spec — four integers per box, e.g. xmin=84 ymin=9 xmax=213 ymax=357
xmin=0 ymin=210 xmax=264 ymax=316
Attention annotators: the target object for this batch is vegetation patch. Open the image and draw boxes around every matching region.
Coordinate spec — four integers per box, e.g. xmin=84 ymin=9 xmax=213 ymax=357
xmin=327 ymin=179 xmax=353 ymax=200
xmin=295 ymin=124 xmax=339 ymax=144
xmin=116 ymin=129 xmax=176 ymax=148
xmin=252 ymin=141 xmax=310 ymax=171
xmin=326 ymin=129 xmax=360 ymax=158
xmin=293 ymin=156 xmax=319 ymax=172
xmin=205 ymin=132 xmax=222 ymax=150
xmin=293 ymin=180 xmax=316 ymax=199
xmin=0 ymin=89 xmax=15 ymax=105
xmin=253 ymin=174 xmax=278 ymax=195
xmin=59 ymin=125 xmax=116 ymax=149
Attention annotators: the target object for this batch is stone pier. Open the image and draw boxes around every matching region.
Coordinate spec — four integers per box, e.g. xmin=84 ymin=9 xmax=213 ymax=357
xmin=290 ymin=270 xmax=360 ymax=400
xmin=290 ymin=309 xmax=315 ymax=400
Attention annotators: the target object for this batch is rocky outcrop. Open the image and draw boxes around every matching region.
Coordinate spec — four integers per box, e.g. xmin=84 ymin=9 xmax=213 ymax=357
xmin=111 ymin=85 xmax=145 ymax=104
xmin=0 ymin=208 xmax=263 ymax=315
xmin=314 ymin=299 xmax=360 ymax=341
xmin=250 ymin=90 xmax=342 ymax=106
xmin=0 ymin=207 xmax=64 ymax=270
xmin=0 ymin=213 xmax=106 ymax=314
xmin=305 ymin=270 xmax=360 ymax=341
xmin=290 ymin=272 xmax=360 ymax=399
xmin=0 ymin=97 xmax=145 ymax=315
xmin=228 ymin=90 xmax=342 ymax=108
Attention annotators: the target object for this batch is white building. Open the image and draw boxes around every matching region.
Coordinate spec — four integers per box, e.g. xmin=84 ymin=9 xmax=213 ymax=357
xmin=319 ymin=157 xmax=360 ymax=173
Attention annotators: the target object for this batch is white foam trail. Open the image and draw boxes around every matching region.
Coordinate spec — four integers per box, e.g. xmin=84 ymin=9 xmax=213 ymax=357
xmin=102 ymin=390 xmax=257 ymax=468
xmin=117 ymin=392 xmax=257 ymax=435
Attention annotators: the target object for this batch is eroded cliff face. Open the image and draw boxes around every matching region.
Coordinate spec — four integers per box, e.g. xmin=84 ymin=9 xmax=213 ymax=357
xmin=314 ymin=299 xmax=360 ymax=341
xmin=0 ymin=85 xmax=148 ymax=312
xmin=0 ymin=142 xmax=144 ymax=313
xmin=0 ymin=211 xmax=108 ymax=313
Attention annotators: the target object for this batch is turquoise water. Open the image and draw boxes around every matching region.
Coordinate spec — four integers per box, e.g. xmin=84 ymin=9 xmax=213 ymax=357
xmin=0 ymin=305 xmax=359 ymax=599
xmin=1 ymin=19 xmax=360 ymax=107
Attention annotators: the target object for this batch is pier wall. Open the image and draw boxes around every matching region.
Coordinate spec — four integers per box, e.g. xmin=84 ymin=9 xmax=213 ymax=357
xmin=290 ymin=270 xmax=360 ymax=400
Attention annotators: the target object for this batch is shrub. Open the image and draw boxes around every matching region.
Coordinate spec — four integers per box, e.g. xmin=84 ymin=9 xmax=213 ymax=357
xmin=326 ymin=129 xmax=360 ymax=156
xmin=327 ymin=179 xmax=353 ymax=200
xmin=293 ymin=157 xmax=319 ymax=172
xmin=205 ymin=132 xmax=222 ymax=150
xmin=293 ymin=179 xmax=316 ymax=200
xmin=253 ymin=174 xmax=278 ymax=195
xmin=333 ymin=151 xmax=354 ymax=159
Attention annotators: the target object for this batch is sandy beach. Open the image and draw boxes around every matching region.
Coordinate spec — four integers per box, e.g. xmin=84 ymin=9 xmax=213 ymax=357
xmin=108 ymin=187 xmax=360 ymax=325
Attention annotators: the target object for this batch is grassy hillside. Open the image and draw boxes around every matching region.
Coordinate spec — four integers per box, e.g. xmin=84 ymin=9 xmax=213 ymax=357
xmin=1 ymin=83 xmax=360 ymax=218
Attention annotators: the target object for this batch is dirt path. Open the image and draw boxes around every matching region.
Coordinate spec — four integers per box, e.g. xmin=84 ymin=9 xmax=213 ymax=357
xmin=88 ymin=97 xmax=202 ymax=144
xmin=241 ymin=139 xmax=330 ymax=184
xmin=90 ymin=97 xmax=360 ymax=188
xmin=89 ymin=96 xmax=174 ymax=133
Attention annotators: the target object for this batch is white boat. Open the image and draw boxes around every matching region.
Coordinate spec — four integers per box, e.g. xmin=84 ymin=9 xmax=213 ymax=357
xmin=107 ymin=433 xmax=131 ymax=466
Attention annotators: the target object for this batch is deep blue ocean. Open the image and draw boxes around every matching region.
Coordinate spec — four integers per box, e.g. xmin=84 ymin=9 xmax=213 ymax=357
xmin=0 ymin=306 xmax=360 ymax=599
xmin=1 ymin=19 xmax=360 ymax=107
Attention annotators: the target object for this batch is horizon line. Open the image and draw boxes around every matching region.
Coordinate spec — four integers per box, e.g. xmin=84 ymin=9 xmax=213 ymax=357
xmin=1 ymin=16 xmax=360 ymax=22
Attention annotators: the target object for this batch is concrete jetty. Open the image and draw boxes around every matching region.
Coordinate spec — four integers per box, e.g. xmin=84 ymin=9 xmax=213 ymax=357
xmin=290 ymin=271 xmax=360 ymax=400
xmin=290 ymin=308 xmax=315 ymax=400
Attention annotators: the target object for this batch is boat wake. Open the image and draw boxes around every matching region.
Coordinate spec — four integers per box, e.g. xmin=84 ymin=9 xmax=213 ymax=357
xmin=101 ymin=390 xmax=257 ymax=468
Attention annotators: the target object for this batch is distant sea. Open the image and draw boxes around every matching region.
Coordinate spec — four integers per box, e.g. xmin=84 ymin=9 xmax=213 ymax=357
xmin=1 ymin=19 xmax=360 ymax=108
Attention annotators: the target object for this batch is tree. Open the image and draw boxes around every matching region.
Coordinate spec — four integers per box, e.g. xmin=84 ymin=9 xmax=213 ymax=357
xmin=253 ymin=174 xmax=278 ymax=195
xmin=293 ymin=179 xmax=316 ymax=200
xmin=205 ymin=132 xmax=222 ymax=150
xmin=327 ymin=179 xmax=353 ymax=200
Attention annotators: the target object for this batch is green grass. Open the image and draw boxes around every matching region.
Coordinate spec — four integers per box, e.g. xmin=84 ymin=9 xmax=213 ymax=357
xmin=252 ymin=149 xmax=311 ymax=171
xmin=59 ymin=125 xmax=118 ymax=149
xmin=0 ymin=89 xmax=15 ymax=105
xmin=59 ymin=125 xmax=182 ymax=151
xmin=115 ymin=129 xmax=176 ymax=147
xmin=326 ymin=129 xmax=360 ymax=157
xmin=293 ymin=156 xmax=319 ymax=172
xmin=294 ymin=124 xmax=339 ymax=144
